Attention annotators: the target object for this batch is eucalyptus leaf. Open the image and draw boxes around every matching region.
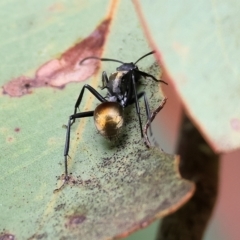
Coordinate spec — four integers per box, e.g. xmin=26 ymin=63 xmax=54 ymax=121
xmin=135 ymin=0 xmax=240 ymax=152
xmin=0 ymin=1 xmax=194 ymax=239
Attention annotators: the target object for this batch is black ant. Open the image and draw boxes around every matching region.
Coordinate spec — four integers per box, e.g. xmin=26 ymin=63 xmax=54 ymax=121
xmin=54 ymin=51 xmax=167 ymax=192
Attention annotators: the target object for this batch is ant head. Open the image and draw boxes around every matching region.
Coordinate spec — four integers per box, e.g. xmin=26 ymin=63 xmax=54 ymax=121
xmin=116 ymin=62 xmax=137 ymax=72
xmin=116 ymin=51 xmax=155 ymax=72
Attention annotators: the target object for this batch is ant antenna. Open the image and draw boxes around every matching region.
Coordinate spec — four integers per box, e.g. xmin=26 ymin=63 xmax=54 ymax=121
xmin=80 ymin=51 xmax=156 ymax=65
xmin=80 ymin=57 xmax=124 ymax=65
xmin=134 ymin=51 xmax=155 ymax=64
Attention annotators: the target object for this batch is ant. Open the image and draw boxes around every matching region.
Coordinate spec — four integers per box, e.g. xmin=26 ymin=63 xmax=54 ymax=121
xmin=54 ymin=51 xmax=167 ymax=192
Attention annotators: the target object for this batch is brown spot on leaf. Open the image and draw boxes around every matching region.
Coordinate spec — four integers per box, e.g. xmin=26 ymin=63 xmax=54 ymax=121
xmin=2 ymin=19 xmax=111 ymax=97
xmin=66 ymin=215 xmax=86 ymax=228
xmin=54 ymin=203 xmax=66 ymax=211
xmin=14 ymin=128 xmax=20 ymax=132
xmin=48 ymin=3 xmax=64 ymax=12
xmin=0 ymin=233 xmax=15 ymax=240
xmin=34 ymin=233 xmax=48 ymax=239
xmin=7 ymin=137 xmax=13 ymax=142
xmin=27 ymin=233 xmax=48 ymax=240
xmin=230 ymin=118 xmax=240 ymax=132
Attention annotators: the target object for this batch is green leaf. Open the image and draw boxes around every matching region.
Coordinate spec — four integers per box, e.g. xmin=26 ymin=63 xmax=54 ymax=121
xmin=0 ymin=1 xmax=194 ymax=239
xmin=135 ymin=0 xmax=240 ymax=152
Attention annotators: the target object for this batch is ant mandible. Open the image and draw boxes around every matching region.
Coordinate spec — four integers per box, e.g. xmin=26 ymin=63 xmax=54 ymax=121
xmin=55 ymin=51 xmax=167 ymax=191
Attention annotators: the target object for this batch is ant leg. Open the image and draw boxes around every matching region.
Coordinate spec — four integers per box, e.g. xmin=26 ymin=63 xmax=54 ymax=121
xmin=131 ymin=73 xmax=144 ymax=139
xmin=54 ymin=111 xmax=94 ymax=192
xmin=135 ymin=69 xmax=168 ymax=85
xmin=100 ymin=71 xmax=109 ymax=90
xmin=129 ymin=91 xmax=152 ymax=136
xmin=139 ymin=92 xmax=152 ymax=136
xmin=64 ymin=111 xmax=94 ymax=178
xmin=72 ymin=84 xmax=106 ymax=125
xmin=143 ymin=98 xmax=167 ymax=148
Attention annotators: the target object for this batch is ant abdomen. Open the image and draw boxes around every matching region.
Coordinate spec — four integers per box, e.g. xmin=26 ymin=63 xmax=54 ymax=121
xmin=94 ymin=102 xmax=124 ymax=139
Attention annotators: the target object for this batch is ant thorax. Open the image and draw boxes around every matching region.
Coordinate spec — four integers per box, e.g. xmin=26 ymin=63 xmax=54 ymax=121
xmin=106 ymin=71 xmax=128 ymax=105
